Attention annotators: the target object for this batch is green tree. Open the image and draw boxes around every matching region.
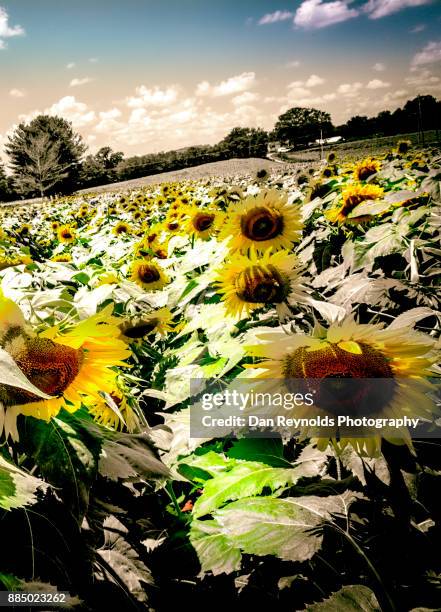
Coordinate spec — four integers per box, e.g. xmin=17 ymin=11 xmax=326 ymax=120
xmin=218 ymin=127 xmax=269 ymax=158
xmin=81 ymin=146 xmax=124 ymax=188
xmin=273 ymin=107 xmax=333 ymax=147
xmin=6 ymin=115 xmax=86 ymax=196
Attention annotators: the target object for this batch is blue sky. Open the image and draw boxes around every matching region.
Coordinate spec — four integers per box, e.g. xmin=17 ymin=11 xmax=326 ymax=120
xmin=1 ymin=0 xmax=440 ymax=156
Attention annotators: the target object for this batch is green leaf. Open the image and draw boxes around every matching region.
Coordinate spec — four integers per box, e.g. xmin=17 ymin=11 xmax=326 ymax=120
xmin=189 ymin=518 xmax=242 ymax=576
xmin=227 ymin=438 xmax=288 ymax=467
xmin=347 ymin=199 xmax=391 ymax=218
xmin=215 ymin=492 xmax=360 ymax=563
xmin=178 ymin=450 xmax=234 ymax=479
xmin=0 ymin=455 xmax=47 ymax=511
xmin=17 ymin=408 xmax=102 ymax=518
xmin=192 ymin=461 xmax=309 ymax=519
xmin=303 ymin=585 xmax=381 ymax=611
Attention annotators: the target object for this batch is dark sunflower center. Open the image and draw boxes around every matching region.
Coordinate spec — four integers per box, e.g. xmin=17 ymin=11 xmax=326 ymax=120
xmin=241 ymin=207 xmax=283 ymax=242
xmin=62 ymin=231 xmax=72 ymax=239
xmin=357 ymin=166 xmax=376 ymax=181
xmin=124 ymin=319 xmax=158 ymax=338
xmin=235 ymin=265 xmax=290 ymax=304
xmin=137 ymin=264 xmax=160 ymax=284
xmin=193 ymin=213 xmax=215 ymax=232
xmin=116 ymin=225 xmax=128 ymax=234
xmin=3 ymin=336 xmax=83 ymax=405
xmin=168 ymin=222 xmax=179 ymax=231
xmin=283 ymin=342 xmax=396 ymax=416
xmin=257 ymin=170 xmax=268 ymax=179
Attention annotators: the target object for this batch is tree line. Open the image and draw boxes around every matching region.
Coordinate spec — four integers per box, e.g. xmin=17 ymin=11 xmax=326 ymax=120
xmin=0 ymin=94 xmax=439 ymax=201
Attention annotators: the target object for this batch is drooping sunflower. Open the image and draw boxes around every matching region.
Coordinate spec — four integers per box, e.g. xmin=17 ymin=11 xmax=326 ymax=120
xmin=57 ymin=224 xmax=76 ymax=244
xmin=326 ymin=184 xmax=385 ymax=224
xmin=214 ymin=248 xmax=304 ymax=318
xmin=85 ymin=388 xmax=139 ymax=432
xmin=245 ymin=316 xmax=439 ymax=456
xmin=120 ymin=307 xmax=175 ymax=341
xmin=0 ymin=303 xmax=131 ymax=440
xmin=353 ymin=158 xmax=381 ymax=181
xmin=129 ymin=259 xmax=169 ymax=291
xmin=186 ymin=207 xmax=224 ymax=240
xmin=219 ymin=189 xmax=303 ymax=253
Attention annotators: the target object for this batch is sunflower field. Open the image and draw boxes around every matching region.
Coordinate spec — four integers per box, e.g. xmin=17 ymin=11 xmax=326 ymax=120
xmin=0 ymin=141 xmax=440 ymax=611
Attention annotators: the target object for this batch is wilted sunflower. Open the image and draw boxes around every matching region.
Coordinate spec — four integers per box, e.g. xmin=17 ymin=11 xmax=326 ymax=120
xmin=86 ymin=388 xmax=139 ymax=432
xmin=326 ymin=184 xmax=384 ymax=224
xmin=120 ymin=307 xmax=175 ymax=341
xmin=130 ymin=259 xmax=169 ymax=291
xmin=186 ymin=207 xmax=224 ymax=240
xmin=353 ymin=158 xmax=381 ymax=181
xmin=395 ymin=140 xmax=411 ymax=155
xmin=113 ymin=221 xmax=131 ymax=236
xmin=245 ymin=316 xmax=439 ymax=456
xmin=214 ymin=248 xmax=304 ymax=318
xmin=254 ymin=168 xmax=270 ymax=183
xmin=0 ymin=303 xmax=131 ymax=440
xmin=219 ymin=189 xmax=303 ymax=253
xmin=57 ymin=224 xmax=76 ymax=244
xmin=18 ymin=224 xmax=32 ymax=237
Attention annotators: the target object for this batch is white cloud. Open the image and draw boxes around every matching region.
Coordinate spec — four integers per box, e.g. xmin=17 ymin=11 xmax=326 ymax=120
xmin=48 ymin=96 xmax=96 ymax=127
xmin=196 ymin=72 xmax=256 ymax=97
xmin=89 ymin=57 xmax=98 ymax=63
xmin=306 ymin=74 xmax=325 ymax=87
xmin=232 ymin=91 xmax=259 ymax=106
xmin=405 ymin=68 xmax=440 ymax=89
xmin=337 ymin=82 xmax=363 ymax=96
xmin=9 ymin=88 xmax=25 ymax=98
xmin=366 ymin=79 xmax=390 ymax=89
xmin=66 ymin=62 xmax=75 ymax=69
xmin=0 ymin=6 xmax=24 ymax=49
xmin=364 ymin=0 xmax=432 ymax=20
xmin=412 ymin=41 xmax=441 ymax=66
xmin=126 ymin=85 xmax=180 ymax=108
xmin=373 ymin=62 xmax=386 ymax=71
xmin=258 ymin=10 xmax=293 ymax=25
xmin=286 ymin=60 xmax=301 ymax=68
xmin=294 ymin=0 xmax=359 ymax=29
xmin=70 ymin=77 xmax=94 ymax=87
xmin=410 ymin=24 xmax=426 ymax=33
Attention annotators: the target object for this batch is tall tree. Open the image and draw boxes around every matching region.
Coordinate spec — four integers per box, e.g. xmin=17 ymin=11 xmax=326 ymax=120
xmin=0 ymin=163 xmax=15 ymax=202
xmin=81 ymin=146 xmax=124 ymax=188
xmin=273 ymin=107 xmax=333 ymax=147
xmin=6 ymin=115 xmax=86 ymax=196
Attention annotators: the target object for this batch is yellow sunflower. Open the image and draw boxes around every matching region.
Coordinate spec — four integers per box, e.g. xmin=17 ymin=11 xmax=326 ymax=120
xmin=219 ymin=189 xmax=303 ymax=253
xmin=214 ymin=248 xmax=304 ymax=318
xmin=51 ymin=253 xmax=72 ymax=263
xmin=57 ymin=224 xmax=76 ymax=244
xmin=130 ymin=259 xmax=169 ymax=291
xmin=113 ymin=221 xmax=131 ymax=236
xmin=353 ymin=158 xmax=381 ymax=182
xmin=186 ymin=207 xmax=224 ymax=240
xmin=245 ymin=316 xmax=439 ymax=456
xmin=326 ymin=184 xmax=385 ymax=224
xmin=0 ymin=304 xmax=130 ymax=440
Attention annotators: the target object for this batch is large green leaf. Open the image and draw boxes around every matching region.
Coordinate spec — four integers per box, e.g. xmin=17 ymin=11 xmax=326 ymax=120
xmin=215 ymin=492 xmax=359 ymax=563
xmin=0 ymin=455 xmax=47 ymax=511
xmin=17 ymin=408 xmax=102 ymax=518
xmin=192 ymin=461 xmax=310 ymax=519
xmin=303 ymin=585 xmax=380 ymax=611
xmin=227 ymin=438 xmax=288 ymax=467
xmin=189 ymin=519 xmax=242 ymax=576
